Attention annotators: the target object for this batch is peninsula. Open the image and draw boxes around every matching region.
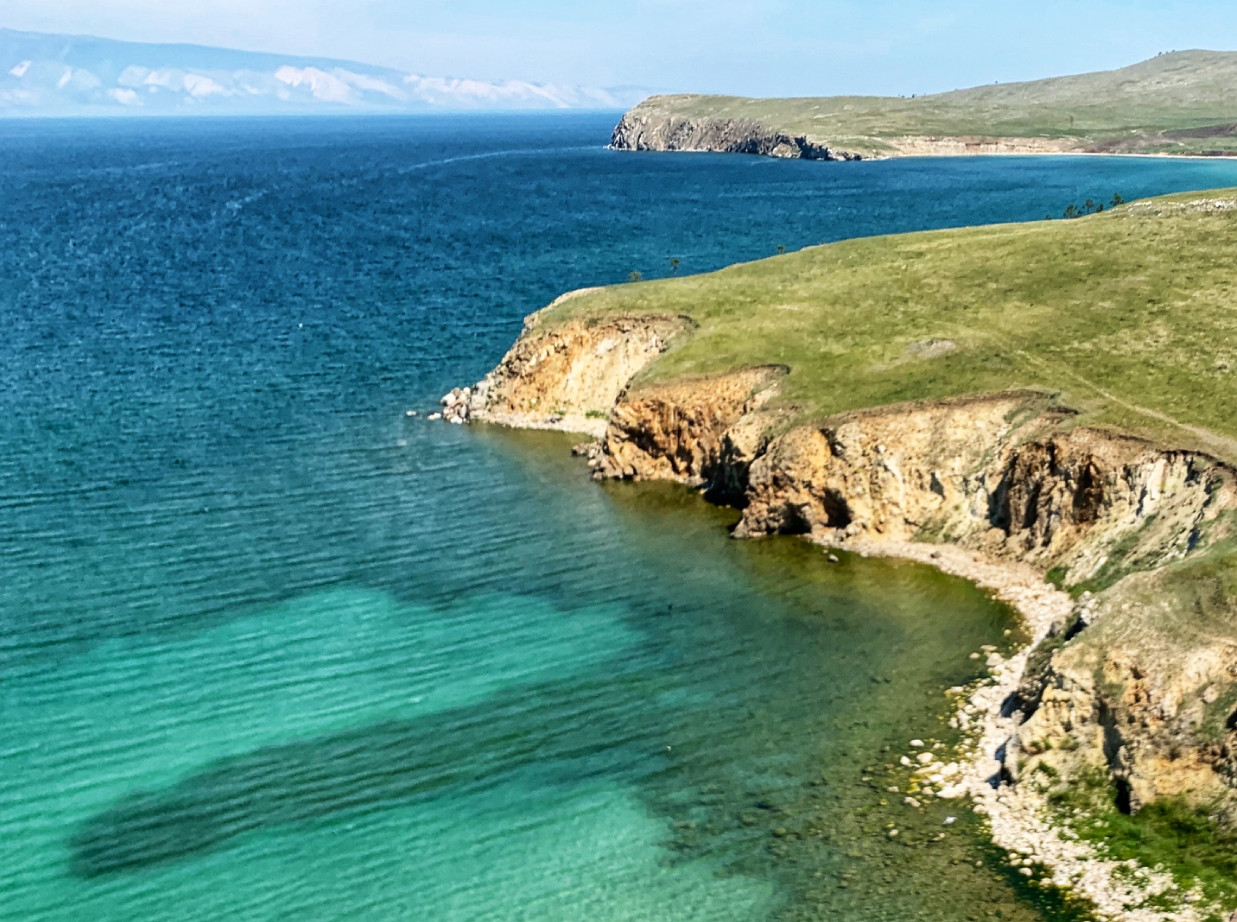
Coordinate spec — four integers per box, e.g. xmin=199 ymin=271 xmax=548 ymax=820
xmin=453 ymin=191 xmax=1237 ymax=920
xmin=612 ymin=50 xmax=1237 ymax=160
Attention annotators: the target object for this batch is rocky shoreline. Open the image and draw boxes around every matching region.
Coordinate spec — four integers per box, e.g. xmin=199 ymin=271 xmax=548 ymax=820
xmin=438 ymin=307 xmax=1237 ymax=921
xmin=850 ymin=540 xmax=1202 ymax=922
xmin=610 ymin=109 xmax=862 ymax=161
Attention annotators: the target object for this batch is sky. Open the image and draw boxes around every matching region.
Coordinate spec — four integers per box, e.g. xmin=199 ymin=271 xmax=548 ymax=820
xmin=5 ymin=0 xmax=1237 ymax=96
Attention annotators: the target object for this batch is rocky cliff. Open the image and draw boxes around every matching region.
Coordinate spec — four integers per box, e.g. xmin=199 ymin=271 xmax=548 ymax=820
xmin=608 ymin=97 xmax=1079 ymax=162
xmin=609 ymin=105 xmax=1079 ymax=161
xmin=465 ymin=295 xmax=686 ymax=436
xmin=610 ymin=106 xmax=862 ymax=161
xmin=465 ymin=309 xmax=1237 ymax=916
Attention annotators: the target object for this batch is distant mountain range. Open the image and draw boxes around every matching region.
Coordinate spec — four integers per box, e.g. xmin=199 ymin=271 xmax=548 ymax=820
xmin=0 ymin=28 xmax=651 ymax=116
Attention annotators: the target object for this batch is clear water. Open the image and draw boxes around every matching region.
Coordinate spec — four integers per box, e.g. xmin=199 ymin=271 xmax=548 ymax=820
xmin=6 ymin=113 xmax=1237 ymax=922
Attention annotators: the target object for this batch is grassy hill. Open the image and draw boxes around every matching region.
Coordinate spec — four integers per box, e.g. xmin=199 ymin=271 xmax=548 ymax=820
xmin=541 ymin=189 xmax=1237 ymax=460
xmin=623 ymin=51 xmax=1237 ymax=158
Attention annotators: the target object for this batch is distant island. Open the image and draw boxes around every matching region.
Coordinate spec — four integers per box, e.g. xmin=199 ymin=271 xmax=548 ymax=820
xmin=0 ymin=28 xmax=650 ymax=116
xmin=612 ymin=51 xmax=1237 ymax=160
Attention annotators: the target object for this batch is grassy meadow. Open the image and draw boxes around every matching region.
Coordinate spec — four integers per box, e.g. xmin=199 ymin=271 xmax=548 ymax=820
xmin=545 ymin=190 xmax=1237 ymax=461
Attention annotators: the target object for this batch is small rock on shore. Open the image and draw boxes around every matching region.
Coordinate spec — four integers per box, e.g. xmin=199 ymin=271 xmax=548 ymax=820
xmin=440 ymin=387 xmax=472 ymax=424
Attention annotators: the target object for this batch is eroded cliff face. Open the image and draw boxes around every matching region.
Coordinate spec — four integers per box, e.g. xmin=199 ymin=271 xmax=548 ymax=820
xmin=610 ymin=110 xmax=861 ymax=161
xmin=716 ymin=395 xmax=1237 ymax=818
xmin=736 ymin=399 xmax=1229 ymax=583
xmin=588 ymin=366 xmax=785 ymax=499
xmin=467 ymin=304 xmax=686 ymax=436
xmin=468 ymin=309 xmax=1237 ymax=827
xmin=1014 ymin=563 xmax=1237 ymax=819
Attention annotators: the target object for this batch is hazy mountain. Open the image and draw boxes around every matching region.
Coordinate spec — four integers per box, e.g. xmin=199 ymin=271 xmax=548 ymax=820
xmin=0 ymin=28 xmax=649 ymax=115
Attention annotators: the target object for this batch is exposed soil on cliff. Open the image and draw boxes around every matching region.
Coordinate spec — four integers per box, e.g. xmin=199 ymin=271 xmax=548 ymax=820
xmin=468 ymin=308 xmax=687 ymax=436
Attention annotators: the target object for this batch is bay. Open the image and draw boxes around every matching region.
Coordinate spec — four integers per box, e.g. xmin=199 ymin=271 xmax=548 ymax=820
xmin=5 ymin=113 xmax=1237 ymax=921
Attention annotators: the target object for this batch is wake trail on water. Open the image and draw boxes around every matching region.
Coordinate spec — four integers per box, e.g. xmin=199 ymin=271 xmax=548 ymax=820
xmin=396 ymin=146 xmax=601 ymax=175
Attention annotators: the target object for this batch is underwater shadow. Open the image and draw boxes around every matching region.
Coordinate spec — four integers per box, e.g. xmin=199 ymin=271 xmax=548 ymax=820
xmin=69 ymin=673 xmax=659 ymax=878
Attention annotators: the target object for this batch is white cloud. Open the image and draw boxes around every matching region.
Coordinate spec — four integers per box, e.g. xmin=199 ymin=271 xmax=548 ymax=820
xmin=108 ymin=87 xmax=142 ymax=106
xmin=274 ymin=65 xmax=355 ymax=104
xmin=233 ymin=71 xmax=276 ymax=96
xmin=403 ymin=74 xmax=608 ymax=109
xmin=9 ymin=60 xmax=32 ymax=78
xmin=142 ymin=68 xmax=186 ymax=91
xmin=183 ymin=73 xmax=227 ymax=98
xmin=337 ymin=69 xmax=407 ymax=101
xmin=116 ymin=65 xmax=151 ymax=86
xmin=55 ymin=67 xmax=102 ymax=91
xmin=0 ymin=27 xmax=648 ymax=113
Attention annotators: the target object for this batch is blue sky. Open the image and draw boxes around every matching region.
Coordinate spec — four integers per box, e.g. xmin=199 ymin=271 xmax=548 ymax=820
xmin=5 ymin=0 xmax=1237 ymax=94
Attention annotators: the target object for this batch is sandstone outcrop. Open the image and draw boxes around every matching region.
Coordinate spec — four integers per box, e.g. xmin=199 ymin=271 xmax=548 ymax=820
xmin=467 ymin=299 xmax=686 ymax=437
xmin=588 ymin=365 xmax=785 ymax=501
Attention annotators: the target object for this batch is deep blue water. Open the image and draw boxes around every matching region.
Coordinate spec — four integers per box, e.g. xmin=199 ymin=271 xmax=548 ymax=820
xmin=6 ymin=112 xmax=1237 ymax=922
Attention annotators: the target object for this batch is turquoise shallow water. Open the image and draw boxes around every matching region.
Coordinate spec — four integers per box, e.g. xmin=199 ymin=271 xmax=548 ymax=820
xmin=7 ymin=114 xmax=1237 ymax=921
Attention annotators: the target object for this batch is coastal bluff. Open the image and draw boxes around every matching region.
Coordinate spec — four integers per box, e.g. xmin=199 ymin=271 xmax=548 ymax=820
xmin=454 ymin=191 xmax=1237 ymax=919
xmin=464 ymin=311 xmax=1237 ymax=920
xmin=612 ymin=51 xmax=1237 ymax=161
xmin=610 ymin=103 xmax=860 ymax=161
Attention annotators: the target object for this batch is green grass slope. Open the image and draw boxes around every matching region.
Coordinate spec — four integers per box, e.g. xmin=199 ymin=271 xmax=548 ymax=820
xmin=631 ymin=51 xmax=1237 ymax=157
xmin=544 ymin=190 xmax=1237 ymax=460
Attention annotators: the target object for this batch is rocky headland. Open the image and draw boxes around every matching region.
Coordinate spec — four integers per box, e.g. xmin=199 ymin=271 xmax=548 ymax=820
xmin=611 ymin=52 xmax=1237 ymax=161
xmin=446 ymin=287 xmax=1237 ymax=918
xmin=610 ymin=102 xmax=1077 ymax=162
xmin=610 ymin=106 xmax=861 ymax=161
